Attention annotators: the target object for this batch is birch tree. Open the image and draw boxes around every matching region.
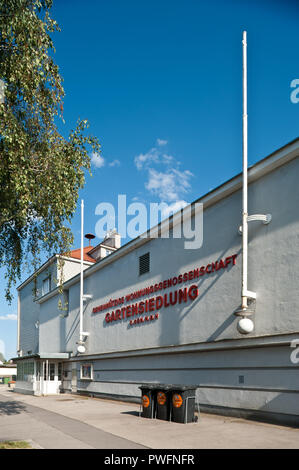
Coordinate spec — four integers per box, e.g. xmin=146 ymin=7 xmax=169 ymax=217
xmin=0 ymin=0 xmax=100 ymax=301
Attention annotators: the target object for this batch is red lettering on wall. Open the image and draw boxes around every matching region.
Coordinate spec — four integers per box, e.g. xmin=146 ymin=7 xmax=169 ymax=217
xmin=178 ymin=288 xmax=188 ymax=304
xmin=156 ymin=296 xmax=163 ymax=310
xmin=169 ymin=291 xmax=177 ymax=306
xmin=188 ymin=285 xmax=198 ymax=301
xmin=95 ymin=253 xmax=238 ymax=317
xmin=149 ymin=298 xmax=155 ymax=312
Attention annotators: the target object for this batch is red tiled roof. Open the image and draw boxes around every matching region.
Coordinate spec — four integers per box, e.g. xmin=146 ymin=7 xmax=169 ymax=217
xmin=68 ymin=246 xmax=96 ymax=263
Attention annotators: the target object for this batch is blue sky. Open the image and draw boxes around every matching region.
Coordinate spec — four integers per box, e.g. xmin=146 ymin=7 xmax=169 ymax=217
xmin=0 ymin=0 xmax=298 ymax=360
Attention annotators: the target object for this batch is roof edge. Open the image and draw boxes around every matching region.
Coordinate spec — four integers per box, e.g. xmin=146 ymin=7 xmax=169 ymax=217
xmin=17 ymin=254 xmax=94 ymax=291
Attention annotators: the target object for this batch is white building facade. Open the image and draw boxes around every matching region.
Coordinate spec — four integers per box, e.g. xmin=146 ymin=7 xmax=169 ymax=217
xmin=14 ymin=138 xmax=299 ymax=426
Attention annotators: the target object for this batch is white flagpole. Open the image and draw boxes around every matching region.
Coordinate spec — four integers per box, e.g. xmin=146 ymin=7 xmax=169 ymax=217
xmin=80 ymin=199 xmax=84 ymax=343
xmin=237 ymin=31 xmax=270 ymax=333
xmin=241 ymin=31 xmax=248 ymax=310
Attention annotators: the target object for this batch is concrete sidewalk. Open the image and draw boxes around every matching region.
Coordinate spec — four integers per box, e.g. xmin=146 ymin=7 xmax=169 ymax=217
xmin=0 ymin=388 xmax=145 ymax=449
xmin=1 ymin=385 xmax=299 ymax=449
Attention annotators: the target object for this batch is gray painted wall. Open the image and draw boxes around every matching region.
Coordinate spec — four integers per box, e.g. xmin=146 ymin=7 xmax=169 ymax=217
xmin=19 ymin=280 xmax=40 ymax=355
xmin=41 ymin=156 xmax=299 ymax=356
xmin=19 ymin=258 xmax=90 ymax=356
xmin=27 ymin=152 xmax=299 ymax=422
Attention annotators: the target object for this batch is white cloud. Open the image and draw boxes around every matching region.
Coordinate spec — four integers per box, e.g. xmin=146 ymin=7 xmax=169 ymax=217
xmin=109 ymin=159 xmax=121 ymax=167
xmin=145 ymin=168 xmax=193 ymax=202
xmin=134 ymin=139 xmax=194 ymax=205
xmin=134 ymin=147 xmax=159 ymax=170
xmin=0 ymin=314 xmax=17 ymax=321
xmin=91 ymin=153 xmax=120 ymax=169
xmin=91 ymin=152 xmax=105 ymax=168
xmin=134 ymin=147 xmax=174 ymax=171
xmin=160 ymin=153 xmax=174 ymax=165
xmin=156 ymin=138 xmax=168 ymax=146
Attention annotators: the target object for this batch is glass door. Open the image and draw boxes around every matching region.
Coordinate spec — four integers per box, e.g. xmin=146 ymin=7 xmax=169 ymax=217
xmin=40 ymin=361 xmax=61 ymax=395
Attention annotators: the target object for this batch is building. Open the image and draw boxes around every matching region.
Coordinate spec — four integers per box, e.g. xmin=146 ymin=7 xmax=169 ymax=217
xmin=0 ymin=363 xmax=17 ymax=384
xmin=13 ymin=137 xmax=299 ymax=426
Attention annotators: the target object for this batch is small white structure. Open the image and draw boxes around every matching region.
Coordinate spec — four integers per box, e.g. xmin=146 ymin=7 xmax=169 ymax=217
xmin=0 ymin=363 xmax=17 ymax=383
xmin=14 ymin=354 xmax=67 ymax=395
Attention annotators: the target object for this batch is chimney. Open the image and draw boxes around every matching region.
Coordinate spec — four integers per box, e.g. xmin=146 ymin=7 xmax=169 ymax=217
xmin=103 ymin=229 xmax=121 ymax=249
xmin=87 ymin=229 xmax=121 ymax=262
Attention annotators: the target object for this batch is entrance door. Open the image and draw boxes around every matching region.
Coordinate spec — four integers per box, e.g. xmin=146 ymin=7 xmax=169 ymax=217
xmin=39 ymin=361 xmax=62 ymax=395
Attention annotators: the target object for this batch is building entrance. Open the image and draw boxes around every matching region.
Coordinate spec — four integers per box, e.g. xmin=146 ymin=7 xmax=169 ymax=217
xmin=35 ymin=361 xmax=62 ymax=395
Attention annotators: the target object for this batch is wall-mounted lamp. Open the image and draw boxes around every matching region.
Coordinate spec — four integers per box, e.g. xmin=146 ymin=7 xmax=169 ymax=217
xmin=77 ymin=344 xmax=86 ymax=354
xmin=237 ymin=317 xmax=254 ymax=334
xmin=234 ymin=306 xmax=255 ymax=334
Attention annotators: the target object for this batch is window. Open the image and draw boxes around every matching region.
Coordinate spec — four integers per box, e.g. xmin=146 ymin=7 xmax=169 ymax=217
xmin=58 ymin=363 xmax=62 ymax=381
xmin=103 ymin=248 xmax=112 ymax=257
xmin=16 ymin=362 xmax=23 ymax=381
xmin=16 ymin=361 xmax=34 ymax=382
xmin=49 ymin=363 xmax=55 ymax=381
xmin=42 ymin=276 xmax=51 ymax=295
xmin=139 ymin=252 xmax=150 ymax=275
xmin=36 ymin=362 xmax=41 ymax=380
xmin=80 ymin=364 xmax=93 ymax=380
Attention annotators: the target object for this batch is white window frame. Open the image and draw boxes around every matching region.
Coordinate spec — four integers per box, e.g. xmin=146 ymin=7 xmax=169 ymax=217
xmin=42 ymin=276 xmax=51 ymax=296
xmin=80 ymin=363 xmax=93 ymax=381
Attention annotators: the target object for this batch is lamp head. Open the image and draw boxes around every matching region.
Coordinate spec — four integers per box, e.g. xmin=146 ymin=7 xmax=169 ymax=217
xmin=237 ymin=317 xmax=254 ymax=334
xmin=77 ymin=344 xmax=86 ymax=354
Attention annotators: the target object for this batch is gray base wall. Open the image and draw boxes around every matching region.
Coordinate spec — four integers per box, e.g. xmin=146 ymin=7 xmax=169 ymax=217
xmin=62 ymin=340 xmax=299 ymax=427
xmin=14 ymin=386 xmax=34 ymax=396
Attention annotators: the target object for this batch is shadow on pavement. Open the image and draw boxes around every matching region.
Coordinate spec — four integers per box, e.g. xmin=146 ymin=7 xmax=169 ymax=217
xmin=0 ymin=400 xmax=27 ymax=416
xmin=121 ymin=410 xmax=140 ymax=417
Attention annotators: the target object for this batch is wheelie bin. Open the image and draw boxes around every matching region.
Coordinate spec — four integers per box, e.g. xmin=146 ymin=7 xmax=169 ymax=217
xmin=171 ymin=385 xmax=198 ymax=423
xmin=139 ymin=383 xmax=157 ymax=418
xmin=155 ymin=384 xmax=173 ymax=421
